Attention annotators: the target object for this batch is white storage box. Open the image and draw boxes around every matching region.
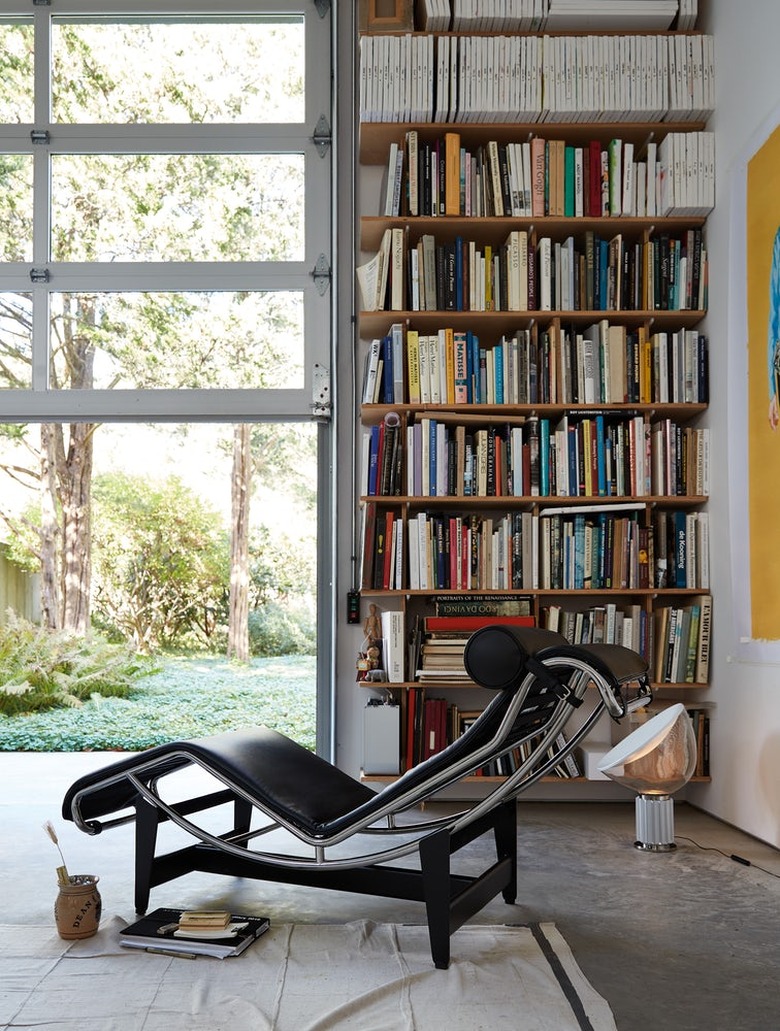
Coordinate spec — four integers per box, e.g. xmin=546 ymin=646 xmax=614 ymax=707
xmin=363 ymin=702 xmax=400 ymax=775
xmin=579 ymin=742 xmax=611 ymax=781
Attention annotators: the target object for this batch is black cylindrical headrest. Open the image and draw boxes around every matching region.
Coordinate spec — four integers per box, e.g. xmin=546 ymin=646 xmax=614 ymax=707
xmin=464 ymin=625 xmax=568 ymax=691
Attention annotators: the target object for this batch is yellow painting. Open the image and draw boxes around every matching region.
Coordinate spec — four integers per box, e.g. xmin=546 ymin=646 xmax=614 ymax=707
xmin=747 ymin=124 xmax=780 ymax=638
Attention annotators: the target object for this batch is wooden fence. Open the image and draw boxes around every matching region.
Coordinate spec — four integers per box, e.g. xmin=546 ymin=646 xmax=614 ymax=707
xmin=0 ymin=546 xmax=39 ymax=624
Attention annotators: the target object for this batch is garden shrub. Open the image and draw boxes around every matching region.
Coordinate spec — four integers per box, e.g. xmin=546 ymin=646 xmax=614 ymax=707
xmin=0 ymin=613 xmax=152 ymax=716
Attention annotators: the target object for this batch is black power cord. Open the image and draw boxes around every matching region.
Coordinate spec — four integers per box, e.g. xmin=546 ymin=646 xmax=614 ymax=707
xmin=676 ymin=835 xmax=780 ymax=880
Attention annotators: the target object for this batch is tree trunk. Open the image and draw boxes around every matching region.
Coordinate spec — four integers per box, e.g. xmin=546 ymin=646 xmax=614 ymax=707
xmin=57 ymin=422 xmax=94 ymax=633
xmin=227 ymin=423 xmax=251 ymax=661
xmin=51 ymin=295 xmax=96 ymax=633
xmin=39 ymin=425 xmax=61 ymax=629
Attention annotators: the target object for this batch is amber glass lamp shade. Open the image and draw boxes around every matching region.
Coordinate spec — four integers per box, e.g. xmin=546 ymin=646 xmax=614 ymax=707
xmin=598 ymin=703 xmax=698 ymax=851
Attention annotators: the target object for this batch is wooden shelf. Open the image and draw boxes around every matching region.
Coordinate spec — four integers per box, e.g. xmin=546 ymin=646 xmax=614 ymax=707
xmin=360 ymin=214 xmax=707 ymax=251
xmin=359 ymin=120 xmax=708 ymax=165
xmin=360 ymin=587 xmax=711 ymax=598
xmin=359 ymin=678 xmax=710 ymax=691
xmin=360 ymin=401 xmax=708 ymax=422
xmin=358 ymin=309 xmax=707 ymax=337
xmin=360 ymin=493 xmax=708 ymax=509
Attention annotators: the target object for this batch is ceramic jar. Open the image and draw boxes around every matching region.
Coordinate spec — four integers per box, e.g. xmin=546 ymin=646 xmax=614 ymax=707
xmin=54 ymin=875 xmax=102 ymax=940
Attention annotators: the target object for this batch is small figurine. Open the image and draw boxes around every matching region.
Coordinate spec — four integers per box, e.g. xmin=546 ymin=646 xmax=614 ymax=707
xmin=363 ymin=603 xmax=381 ymax=644
xmin=356 ymin=641 xmax=383 ymax=682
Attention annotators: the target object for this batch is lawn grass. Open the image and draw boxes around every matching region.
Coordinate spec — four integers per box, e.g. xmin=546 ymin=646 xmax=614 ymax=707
xmin=0 ymin=654 xmax=317 ymax=752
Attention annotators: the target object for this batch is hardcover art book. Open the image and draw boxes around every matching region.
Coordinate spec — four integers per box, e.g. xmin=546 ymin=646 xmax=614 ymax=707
xmin=119 ymin=908 xmax=270 ymax=959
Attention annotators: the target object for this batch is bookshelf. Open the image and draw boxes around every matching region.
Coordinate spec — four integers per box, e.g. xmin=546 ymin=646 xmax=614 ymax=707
xmin=355 ymin=10 xmax=712 ymax=783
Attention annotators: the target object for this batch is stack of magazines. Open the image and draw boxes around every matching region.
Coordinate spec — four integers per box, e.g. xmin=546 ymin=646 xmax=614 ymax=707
xmin=119 ymin=908 xmax=270 ymax=959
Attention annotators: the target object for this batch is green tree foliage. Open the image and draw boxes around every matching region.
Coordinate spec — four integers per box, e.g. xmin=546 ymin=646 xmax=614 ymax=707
xmin=0 ymin=18 xmax=313 ymax=649
xmin=90 ymin=473 xmax=229 ymax=653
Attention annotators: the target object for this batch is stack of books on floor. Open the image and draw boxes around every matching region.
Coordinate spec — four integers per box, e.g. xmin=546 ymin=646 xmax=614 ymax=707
xmin=119 ymin=908 xmax=270 ymax=959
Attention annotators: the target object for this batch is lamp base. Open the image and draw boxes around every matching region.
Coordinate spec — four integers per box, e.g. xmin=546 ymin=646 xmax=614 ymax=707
xmin=634 ymin=794 xmax=676 ymax=851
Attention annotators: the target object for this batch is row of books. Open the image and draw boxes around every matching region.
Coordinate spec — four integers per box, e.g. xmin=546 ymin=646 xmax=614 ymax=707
xmin=417 ymin=0 xmax=697 ymax=33
xmin=379 ymin=601 xmax=711 ymax=687
xmin=686 ymin=705 xmax=710 ymax=776
xmin=362 ymin=322 xmax=709 ymax=407
xmin=538 ymin=505 xmax=709 ymax=591
xmin=403 ymin=683 xmax=583 ymax=777
xmin=361 ymin=502 xmax=710 ymax=592
xmin=363 ymin=412 xmax=710 ymax=501
xmin=543 ymin=600 xmax=654 ymax=657
xmin=653 ymin=598 xmax=712 ymax=685
xmin=383 ymin=609 xmax=536 ymax=686
xmin=542 ymin=596 xmax=710 ymax=684
xmin=360 ymin=226 xmax=708 ymax=314
xmin=382 ymin=130 xmax=713 ymax=220
xmin=359 ymin=32 xmax=713 ymax=124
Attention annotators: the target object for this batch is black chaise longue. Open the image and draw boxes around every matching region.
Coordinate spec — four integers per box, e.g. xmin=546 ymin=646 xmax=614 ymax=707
xmin=62 ymin=625 xmax=650 ymax=968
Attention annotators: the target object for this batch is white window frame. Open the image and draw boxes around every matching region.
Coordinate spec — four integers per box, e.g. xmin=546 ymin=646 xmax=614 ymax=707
xmin=0 ymin=0 xmax=337 ymax=756
xmin=0 ymin=0 xmax=334 ymax=422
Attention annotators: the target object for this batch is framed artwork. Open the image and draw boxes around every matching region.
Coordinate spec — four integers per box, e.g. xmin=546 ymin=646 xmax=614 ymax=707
xmin=729 ymin=105 xmax=780 ymax=656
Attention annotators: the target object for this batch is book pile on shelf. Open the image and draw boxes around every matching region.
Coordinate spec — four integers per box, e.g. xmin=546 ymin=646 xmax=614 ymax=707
xmin=361 ymin=324 xmax=407 ymax=404
xmin=653 ymin=507 xmax=709 ymax=590
xmin=411 ymin=610 xmax=535 ymax=682
xmin=432 ymin=592 xmax=533 ymax=616
xmin=406 ymin=509 xmax=538 ymax=590
xmin=542 ymin=1 xmax=688 ymax=31
xmin=653 ymin=594 xmax=711 ymax=684
xmin=405 ymin=689 xmax=449 ymax=768
xmin=418 ymin=1 xmax=698 ymax=33
xmin=536 ymin=503 xmax=708 ymax=592
xmin=543 ymin=600 xmax=653 ymax=662
xmin=359 ymin=32 xmax=713 ymax=125
xmin=397 ymin=411 xmax=710 ymax=501
xmin=381 ymin=607 xmax=406 ymax=682
xmin=537 ymin=503 xmax=645 ymax=590
xmin=360 ymin=322 xmax=709 ymax=411
xmin=356 ymin=227 xmax=404 ymax=312
xmin=119 ymin=908 xmax=270 ymax=959
xmin=406 ymin=691 xmax=583 ymax=779
xmin=361 ymin=501 xmax=710 ymax=594
xmin=687 ymin=705 xmax=710 ymax=775
xmin=382 ymin=126 xmax=714 ymax=225
xmin=360 ymin=224 xmax=709 ymax=318
xmin=360 ymin=502 xmax=405 ymax=590
xmin=362 ymin=411 xmax=404 ymax=497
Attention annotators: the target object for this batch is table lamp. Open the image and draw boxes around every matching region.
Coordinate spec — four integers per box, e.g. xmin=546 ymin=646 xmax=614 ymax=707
xmin=597 ymin=703 xmax=697 ymax=851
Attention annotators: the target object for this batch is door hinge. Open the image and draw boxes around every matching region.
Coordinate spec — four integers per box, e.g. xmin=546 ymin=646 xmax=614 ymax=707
xmin=311 ymin=363 xmax=331 ymax=418
xmin=313 ymin=0 xmax=330 ymax=17
xmin=311 ymin=253 xmax=332 ymax=295
xmin=311 ymin=114 xmax=331 ymax=158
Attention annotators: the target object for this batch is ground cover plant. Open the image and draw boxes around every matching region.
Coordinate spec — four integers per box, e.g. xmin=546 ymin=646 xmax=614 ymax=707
xmin=0 ymin=653 xmax=316 ymax=752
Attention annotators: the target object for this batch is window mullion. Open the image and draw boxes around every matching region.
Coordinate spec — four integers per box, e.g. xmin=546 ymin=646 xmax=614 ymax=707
xmin=6 ymin=3 xmax=333 ymax=404
xmin=31 ymin=6 xmax=52 ymax=389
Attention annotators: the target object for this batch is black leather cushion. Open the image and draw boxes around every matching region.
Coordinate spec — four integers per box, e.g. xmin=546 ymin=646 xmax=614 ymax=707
xmin=63 ymin=728 xmax=376 ymax=837
xmin=464 ymin=625 xmax=569 ymax=689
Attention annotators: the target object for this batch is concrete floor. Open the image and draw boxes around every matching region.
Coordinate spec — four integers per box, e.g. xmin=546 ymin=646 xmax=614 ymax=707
xmin=3 ymin=751 xmax=780 ymax=1031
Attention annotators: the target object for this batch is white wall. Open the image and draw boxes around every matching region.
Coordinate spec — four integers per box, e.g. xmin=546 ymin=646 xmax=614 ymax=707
xmin=334 ymin=2 xmax=780 ymax=844
xmin=685 ymin=0 xmax=780 ymax=848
